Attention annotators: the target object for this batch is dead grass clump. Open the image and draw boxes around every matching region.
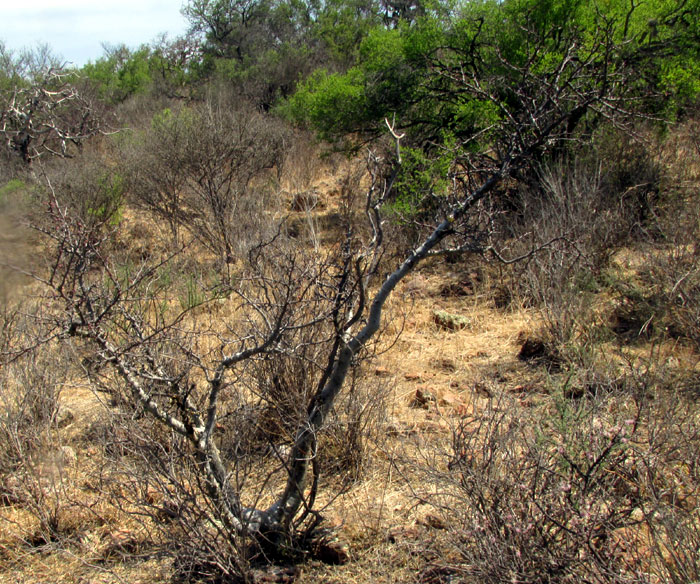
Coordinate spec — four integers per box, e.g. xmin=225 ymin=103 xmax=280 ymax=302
xmin=281 ymin=130 xmax=325 ymax=200
xmin=639 ymin=237 xmax=699 ymax=351
xmin=80 ymin=409 xmax=260 ymax=582
xmin=318 ymin=375 xmax=391 ymax=482
xmin=490 ymin=137 xmax=663 ymax=366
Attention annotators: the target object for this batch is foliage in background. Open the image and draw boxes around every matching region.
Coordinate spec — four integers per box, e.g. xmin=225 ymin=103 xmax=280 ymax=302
xmin=288 ymin=0 xmax=700 ymax=142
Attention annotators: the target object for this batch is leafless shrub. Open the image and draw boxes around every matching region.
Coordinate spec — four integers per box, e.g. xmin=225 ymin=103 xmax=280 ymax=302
xmin=73 ymin=245 xmax=388 ymax=580
xmin=643 ymin=152 xmax=700 ymax=349
xmin=122 ymin=104 xmax=198 ymax=247
xmin=122 ymin=88 xmax=290 ymax=259
xmin=37 ymin=149 xmax=125 ymax=232
xmin=319 ymin=372 xmax=391 ymax=482
xmin=0 ymin=311 xmax=72 ymax=544
xmin=183 ymin=91 xmax=289 ymax=263
xmin=500 ymin=149 xmax=658 ymax=360
xmin=609 ymin=125 xmax=700 ymax=350
xmin=415 ymin=358 xmax=700 ymax=584
xmin=26 ymin=187 xmax=380 ymax=577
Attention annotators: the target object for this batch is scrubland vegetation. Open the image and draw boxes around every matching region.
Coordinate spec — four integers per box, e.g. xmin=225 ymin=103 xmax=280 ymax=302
xmin=1 ymin=0 xmax=700 ymax=582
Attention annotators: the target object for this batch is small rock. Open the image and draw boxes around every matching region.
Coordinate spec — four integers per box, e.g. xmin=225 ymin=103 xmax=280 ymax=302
xmin=438 ymin=391 xmax=468 ymax=415
xmin=410 ymin=387 xmax=436 ymax=409
xmin=432 ymin=310 xmax=469 ymax=331
xmin=630 ymin=507 xmax=644 ymax=522
xmin=404 ymin=372 xmax=423 ymax=381
xmin=438 ymin=390 xmax=464 ymax=407
xmin=374 ymin=367 xmax=391 ymax=377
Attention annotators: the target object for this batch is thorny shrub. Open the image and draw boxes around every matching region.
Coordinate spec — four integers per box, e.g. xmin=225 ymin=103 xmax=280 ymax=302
xmin=56 ymin=225 xmax=391 ymax=580
xmin=497 ymin=141 xmax=661 ymax=361
xmin=80 ymin=343 xmax=391 ymax=582
xmin=0 ymin=308 xmax=73 ymax=543
xmin=641 ymin=167 xmax=699 ymax=349
xmin=609 ymin=120 xmax=700 ymax=350
xmin=121 ymin=87 xmax=289 ymax=262
xmin=39 ymin=149 xmax=126 ymax=231
xmin=430 ymin=372 xmax=700 ymax=584
xmin=86 ymin=408 xmax=260 ymax=581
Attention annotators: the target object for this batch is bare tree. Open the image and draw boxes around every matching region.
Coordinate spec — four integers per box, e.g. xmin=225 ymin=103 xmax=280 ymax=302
xmin=150 ymin=33 xmax=202 ymax=99
xmin=123 ymin=106 xmax=197 ymax=247
xmin=0 ymin=65 xmax=106 ymax=164
xmin=29 ymin=181 xmax=371 ymax=565
xmin=0 ymin=42 xmax=63 ymax=85
xmin=13 ymin=6 xmax=652 ymax=579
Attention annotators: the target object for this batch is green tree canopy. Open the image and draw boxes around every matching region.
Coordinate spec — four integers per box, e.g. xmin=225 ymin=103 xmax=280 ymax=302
xmin=288 ymin=0 xmax=700 ymax=146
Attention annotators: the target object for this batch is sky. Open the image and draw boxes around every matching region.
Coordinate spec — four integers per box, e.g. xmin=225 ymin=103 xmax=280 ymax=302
xmin=0 ymin=0 xmax=190 ymax=68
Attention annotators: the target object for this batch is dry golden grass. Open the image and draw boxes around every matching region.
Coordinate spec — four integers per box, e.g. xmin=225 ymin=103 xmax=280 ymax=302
xmin=3 ymin=126 xmax=700 ymax=584
xmin=1 ymin=200 xmax=540 ymax=583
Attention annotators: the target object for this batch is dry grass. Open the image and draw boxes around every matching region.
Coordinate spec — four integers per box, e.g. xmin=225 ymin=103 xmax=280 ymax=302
xmin=2 ymin=119 xmax=700 ymax=584
xmin=1 ymin=188 xmax=540 ymax=583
